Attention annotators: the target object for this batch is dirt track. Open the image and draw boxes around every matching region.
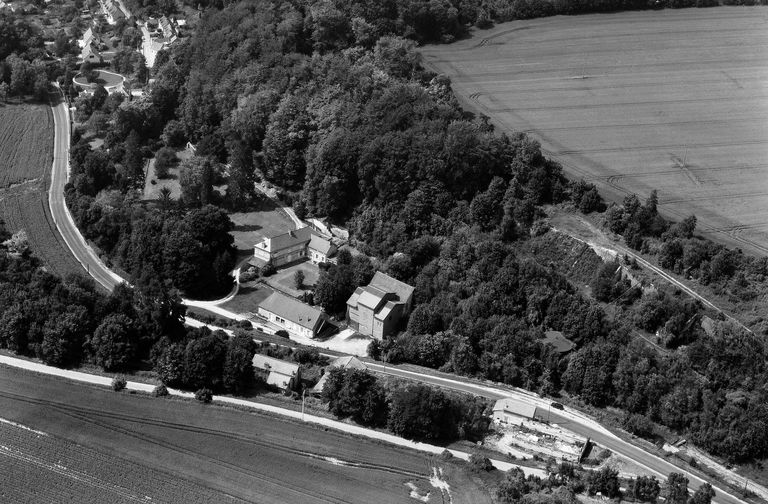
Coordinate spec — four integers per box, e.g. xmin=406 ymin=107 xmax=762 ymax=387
xmin=421 ymin=7 xmax=768 ymax=255
xmin=0 ymin=365 xmax=484 ymax=503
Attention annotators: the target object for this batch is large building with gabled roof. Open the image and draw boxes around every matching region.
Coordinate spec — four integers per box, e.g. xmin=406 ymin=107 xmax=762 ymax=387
xmin=253 ymin=226 xmax=336 ymax=267
xmin=346 ymin=272 xmax=414 ymax=340
xmin=258 ymin=291 xmax=330 ymax=339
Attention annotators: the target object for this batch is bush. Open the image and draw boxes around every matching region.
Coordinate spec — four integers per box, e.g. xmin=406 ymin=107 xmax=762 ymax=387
xmin=262 ymin=261 xmax=276 ymax=276
xmin=294 ymin=270 xmax=305 ymax=289
xmin=195 ymin=388 xmax=213 ymax=403
xmin=469 ymin=453 xmax=493 ymax=472
xmin=275 ymin=329 xmax=289 ymax=338
xmin=112 ymin=376 xmax=127 ymax=391
xmin=152 ymin=384 xmax=169 ymax=397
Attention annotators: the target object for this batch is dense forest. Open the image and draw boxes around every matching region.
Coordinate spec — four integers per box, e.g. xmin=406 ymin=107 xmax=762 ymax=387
xmin=0 ymin=0 xmax=766 ymax=466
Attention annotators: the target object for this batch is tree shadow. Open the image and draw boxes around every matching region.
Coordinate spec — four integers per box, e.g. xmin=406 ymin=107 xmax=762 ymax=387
xmin=234 ymin=224 xmax=262 ymax=232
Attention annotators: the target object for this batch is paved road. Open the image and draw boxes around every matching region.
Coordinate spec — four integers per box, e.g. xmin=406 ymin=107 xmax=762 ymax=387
xmin=48 ymin=95 xmax=123 ymax=291
xmin=46 ymin=95 xmax=750 ymax=504
xmin=366 ymin=363 xmax=751 ymax=504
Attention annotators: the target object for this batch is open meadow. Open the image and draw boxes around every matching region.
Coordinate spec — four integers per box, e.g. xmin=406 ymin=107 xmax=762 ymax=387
xmin=421 ymin=7 xmax=768 ymax=255
xmin=0 ymin=102 xmax=83 ymax=276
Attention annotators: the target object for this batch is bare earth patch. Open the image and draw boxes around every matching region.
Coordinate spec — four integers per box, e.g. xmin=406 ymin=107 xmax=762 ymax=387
xmin=421 ymin=7 xmax=768 ymax=255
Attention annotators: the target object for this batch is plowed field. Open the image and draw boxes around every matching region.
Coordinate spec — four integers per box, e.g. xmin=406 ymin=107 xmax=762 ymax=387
xmin=0 ymin=365 xmax=492 ymax=503
xmin=0 ymin=103 xmax=83 ymax=275
xmin=422 ymin=7 xmax=768 ymax=255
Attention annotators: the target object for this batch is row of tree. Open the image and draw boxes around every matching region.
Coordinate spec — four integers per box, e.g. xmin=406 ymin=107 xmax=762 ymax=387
xmin=322 ymin=366 xmax=490 ymax=443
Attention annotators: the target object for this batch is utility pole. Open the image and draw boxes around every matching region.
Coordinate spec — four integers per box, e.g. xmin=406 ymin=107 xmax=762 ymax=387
xmin=301 ymin=388 xmax=306 ymax=422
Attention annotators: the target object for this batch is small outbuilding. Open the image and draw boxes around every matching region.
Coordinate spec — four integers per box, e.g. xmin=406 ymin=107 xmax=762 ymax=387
xmin=252 ymin=354 xmax=300 ymax=391
xmin=311 ymin=356 xmax=367 ymax=395
xmin=492 ymin=398 xmax=543 ymax=425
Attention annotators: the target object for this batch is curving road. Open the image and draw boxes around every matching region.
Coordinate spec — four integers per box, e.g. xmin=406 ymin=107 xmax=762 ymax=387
xmin=46 ymin=94 xmax=753 ymax=504
xmin=49 ymin=93 xmax=124 ymax=291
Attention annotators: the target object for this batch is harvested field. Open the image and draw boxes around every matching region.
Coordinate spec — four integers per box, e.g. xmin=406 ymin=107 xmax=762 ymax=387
xmin=0 ymin=102 xmax=83 ymax=276
xmin=0 ymin=365 xmax=492 ymax=503
xmin=421 ymin=7 xmax=768 ymax=255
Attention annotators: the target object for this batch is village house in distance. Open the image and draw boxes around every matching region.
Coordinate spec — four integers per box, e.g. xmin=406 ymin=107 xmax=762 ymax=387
xmin=251 ymin=354 xmax=300 ymax=392
xmin=253 ymin=227 xmax=336 ymax=266
xmin=346 ymin=272 xmax=414 ymax=340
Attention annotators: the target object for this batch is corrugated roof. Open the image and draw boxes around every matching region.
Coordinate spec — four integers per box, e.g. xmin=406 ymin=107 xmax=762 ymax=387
xmin=251 ymin=354 xmax=299 ymax=377
xmin=259 ymin=292 xmax=325 ymax=330
xmin=493 ymin=398 xmax=538 ymax=419
xmin=369 ymin=271 xmax=414 ymax=303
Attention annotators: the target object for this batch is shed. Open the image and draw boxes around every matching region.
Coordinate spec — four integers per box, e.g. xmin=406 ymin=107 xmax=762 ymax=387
xmin=492 ymin=398 xmax=541 ymax=425
xmin=252 ymin=354 xmax=299 ymax=391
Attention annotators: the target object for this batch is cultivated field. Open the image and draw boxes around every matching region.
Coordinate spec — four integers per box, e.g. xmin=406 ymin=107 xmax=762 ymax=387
xmin=421 ymin=7 xmax=768 ymax=255
xmin=0 ymin=103 xmax=83 ymax=276
xmin=0 ymin=365 xmax=493 ymax=503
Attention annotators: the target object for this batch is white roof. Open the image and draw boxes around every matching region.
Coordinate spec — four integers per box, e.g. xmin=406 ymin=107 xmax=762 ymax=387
xmin=493 ymin=398 xmax=538 ymax=419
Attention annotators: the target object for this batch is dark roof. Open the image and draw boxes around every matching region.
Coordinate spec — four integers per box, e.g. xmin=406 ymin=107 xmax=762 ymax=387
xmin=265 ymin=227 xmax=313 ymax=252
xmin=369 ymin=271 xmax=414 ymax=304
xmin=259 ymin=292 xmax=325 ymax=330
xmin=542 ymin=330 xmax=576 ymax=354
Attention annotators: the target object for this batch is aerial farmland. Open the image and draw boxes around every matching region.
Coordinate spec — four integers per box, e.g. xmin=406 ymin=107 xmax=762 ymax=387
xmin=0 ymin=102 xmax=83 ymax=276
xmin=421 ymin=7 xmax=768 ymax=255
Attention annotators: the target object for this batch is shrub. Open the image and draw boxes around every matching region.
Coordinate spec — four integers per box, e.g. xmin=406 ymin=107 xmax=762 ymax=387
xmin=112 ymin=376 xmax=127 ymax=391
xmin=195 ymin=388 xmax=213 ymax=403
xmin=262 ymin=261 xmax=276 ymax=276
xmin=294 ymin=270 xmax=305 ymax=289
xmin=469 ymin=453 xmax=493 ymax=472
xmin=152 ymin=384 xmax=169 ymax=397
xmin=275 ymin=329 xmax=289 ymax=338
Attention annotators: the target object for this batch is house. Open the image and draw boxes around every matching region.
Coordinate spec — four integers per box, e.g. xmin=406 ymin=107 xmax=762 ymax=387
xmin=253 ymin=227 xmax=336 ymax=267
xmin=78 ymin=27 xmax=94 ymax=48
xmin=99 ymin=0 xmax=124 ymax=24
xmin=541 ymin=330 xmax=575 ymax=354
xmin=492 ymin=398 xmax=542 ymax=425
xmin=252 ymin=354 xmax=299 ymax=391
xmin=311 ymin=356 xmax=367 ymax=395
xmin=81 ymin=43 xmax=102 ymax=64
xmin=159 ymin=15 xmax=176 ymax=39
xmin=258 ymin=292 xmax=330 ymax=339
xmin=346 ymin=272 xmax=414 ymax=340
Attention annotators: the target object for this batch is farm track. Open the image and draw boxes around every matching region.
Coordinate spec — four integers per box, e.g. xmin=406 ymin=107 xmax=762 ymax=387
xmin=422 ymin=7 xmax=768 ymax=256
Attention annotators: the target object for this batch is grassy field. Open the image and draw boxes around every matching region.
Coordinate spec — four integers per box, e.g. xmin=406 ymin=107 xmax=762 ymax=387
xmin=0 ymin=365 xmax=495 ymax=503
xmin=0 ymin=102 xmax=83 ymax=276
xmin=421 ymin=7 xmax=768 ymax=255
xmin=230 ymin=198 xmax=295 ymax=255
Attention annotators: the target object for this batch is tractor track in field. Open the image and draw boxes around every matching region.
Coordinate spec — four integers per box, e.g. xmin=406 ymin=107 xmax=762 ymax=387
xmin=0 ymin=389 xmax=427 ymax=494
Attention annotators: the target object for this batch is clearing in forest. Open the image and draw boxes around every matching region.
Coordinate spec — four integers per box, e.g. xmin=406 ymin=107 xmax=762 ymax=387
xmin=421 ymin=7 xmax=768 ymax=255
